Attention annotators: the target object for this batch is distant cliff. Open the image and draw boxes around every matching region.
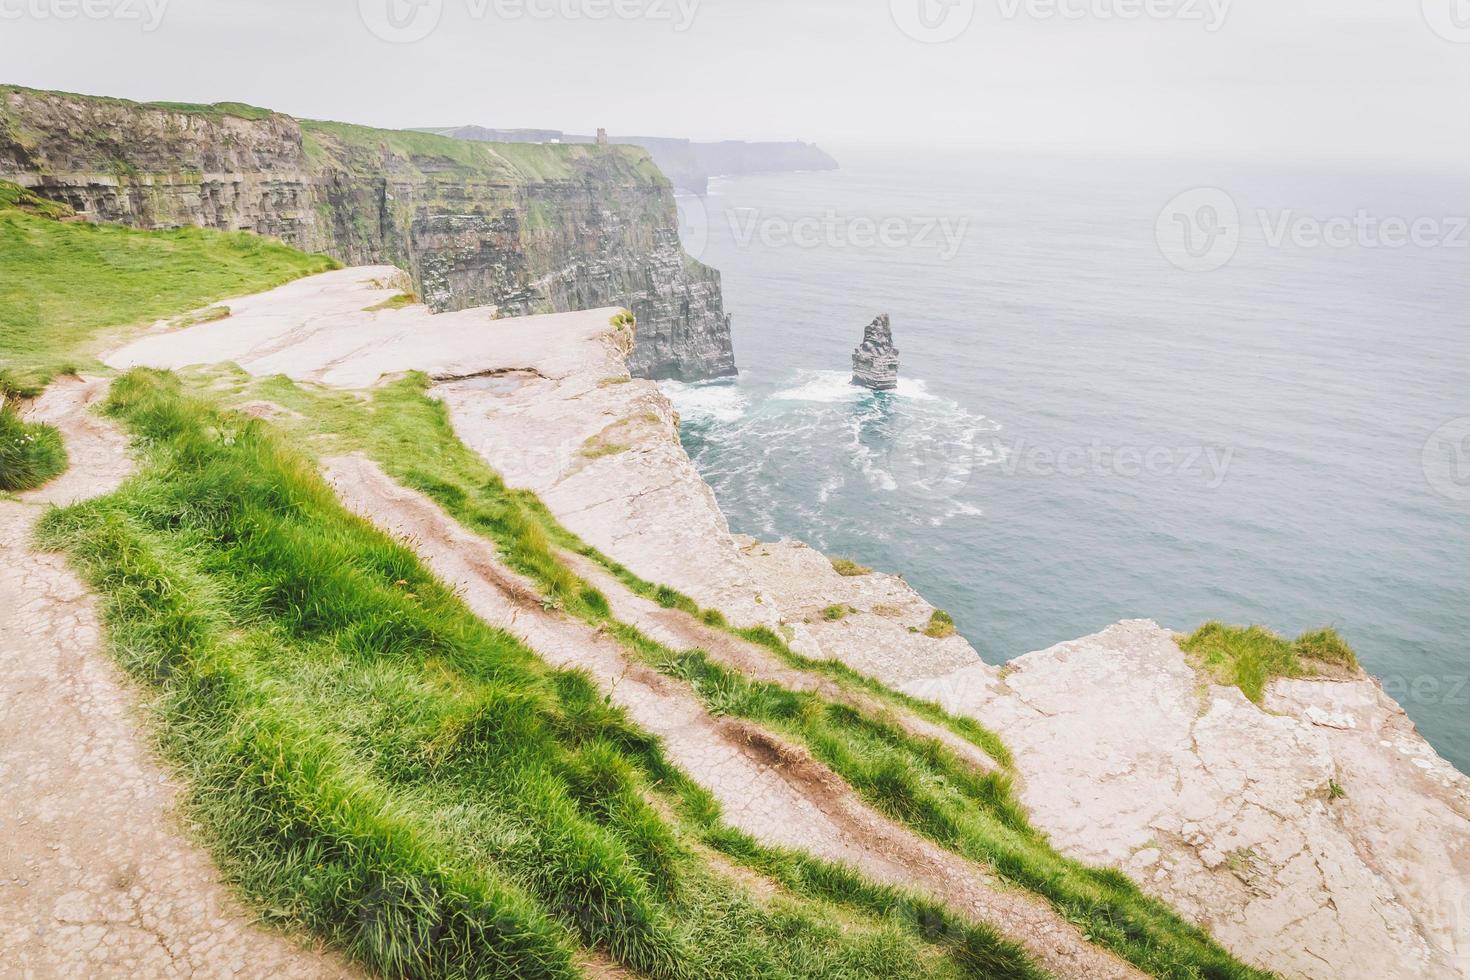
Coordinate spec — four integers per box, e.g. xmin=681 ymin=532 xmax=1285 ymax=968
xmin=420 ymin=125 xmax=839 ymax=196
xmin=0 ymin=85 xmax=736 ymax=381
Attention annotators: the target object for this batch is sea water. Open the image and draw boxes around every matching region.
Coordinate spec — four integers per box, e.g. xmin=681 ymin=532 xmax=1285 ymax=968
xmin=662 ymin=145 xmax=1470 ymax=772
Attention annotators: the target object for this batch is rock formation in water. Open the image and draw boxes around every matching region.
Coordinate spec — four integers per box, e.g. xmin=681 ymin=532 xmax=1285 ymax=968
xmin=851 ymin=314 xmax=899 ymax=390
xmin=0 ymin=85 xmax=736 ymax=382
xmin=421 ymin=125 xmax=840 ymax=196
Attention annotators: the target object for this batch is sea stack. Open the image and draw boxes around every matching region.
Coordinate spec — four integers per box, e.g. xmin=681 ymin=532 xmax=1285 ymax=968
xmin=852 ymin=313 xmax=899 ymax=390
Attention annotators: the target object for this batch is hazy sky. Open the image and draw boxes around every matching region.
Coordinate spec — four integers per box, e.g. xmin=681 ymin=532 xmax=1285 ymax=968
xmin=2 ymin=0 xmax=1468 ymax=169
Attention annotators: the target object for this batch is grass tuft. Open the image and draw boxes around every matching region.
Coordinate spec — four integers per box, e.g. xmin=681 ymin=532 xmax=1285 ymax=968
xmin=0 ymin=400 xmax=67 ymax=491
xmin=1178 ymin=622 xmax=1360 ymax=704
xmin=831 ymin=557 xmax=873 ymax=577
xmin=924 ymin=609 xmax=957 ymax=639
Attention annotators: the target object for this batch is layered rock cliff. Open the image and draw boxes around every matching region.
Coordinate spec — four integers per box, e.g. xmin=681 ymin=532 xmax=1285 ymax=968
xmin=0 ymin=85 xmax=736 ymax=381
xmin=422 ymin=124 xmax=840 ymax=196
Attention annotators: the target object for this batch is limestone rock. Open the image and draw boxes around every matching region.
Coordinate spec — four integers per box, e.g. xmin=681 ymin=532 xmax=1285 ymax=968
xmin=852 ymin=314 xmax=899 ymax=390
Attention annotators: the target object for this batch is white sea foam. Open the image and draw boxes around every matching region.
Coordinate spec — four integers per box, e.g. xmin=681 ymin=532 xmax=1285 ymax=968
xmin=659 ymin=379 xmax=750 ymax=423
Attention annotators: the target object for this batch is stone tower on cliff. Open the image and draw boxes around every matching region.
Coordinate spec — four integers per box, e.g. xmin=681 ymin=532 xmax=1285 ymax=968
xmin=852 ymin=314 xmax=899 ymax=390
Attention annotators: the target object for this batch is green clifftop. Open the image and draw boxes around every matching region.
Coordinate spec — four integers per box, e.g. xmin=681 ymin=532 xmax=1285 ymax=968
xmin=0 ymin=85 xmax=735 ymax=381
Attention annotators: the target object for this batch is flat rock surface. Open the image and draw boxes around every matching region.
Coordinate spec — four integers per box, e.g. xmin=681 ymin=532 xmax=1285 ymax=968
xmin=0 ymin=379 xmax=353 ymax=979
xmin=905 ymin=621 xmax=1470 ymax=979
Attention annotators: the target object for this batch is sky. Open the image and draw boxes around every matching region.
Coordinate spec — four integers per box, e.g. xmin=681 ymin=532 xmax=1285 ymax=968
xmin=2 ymin=0 xmax=1468 ymax=170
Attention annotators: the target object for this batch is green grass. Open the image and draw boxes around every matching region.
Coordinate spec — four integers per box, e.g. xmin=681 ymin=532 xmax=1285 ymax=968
xmin=821 ymin=604 xmax=851 ymax=622
xmin=0 ymin=181 xmax=339 ymax=391
xmin=924 ymin=610 xmax=957 ymax=639
xmin=831 ymin=557 xmax=873 ymax=577
xmin=301 ymin=120 xmax=663 ymax=186
xmin=214 ymin=369 xmax=1270 ymax=980
xmin=41 ymin=369 xmax=1041 ymax=980
xmin=0 ymin=400 xmax=66 ymax=491
xmin=1178 ymin=622 xmax=1360 ymax=704
xmin=364 ymin=292 xmax=417 ymax=312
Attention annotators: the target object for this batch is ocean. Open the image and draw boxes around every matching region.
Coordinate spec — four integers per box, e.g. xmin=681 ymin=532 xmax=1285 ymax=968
xmin=661 ymin=145 xmax=1470 ymax=773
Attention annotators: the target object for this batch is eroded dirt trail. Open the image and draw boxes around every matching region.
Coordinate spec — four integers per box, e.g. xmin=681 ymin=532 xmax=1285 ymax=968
xmin=323 ymin=454 xmax=1144 ymax=980
xmin=559 ymin=549 xmax=1003 ymax=776
xmin=0 ymin=378 xmax=354 ymax=979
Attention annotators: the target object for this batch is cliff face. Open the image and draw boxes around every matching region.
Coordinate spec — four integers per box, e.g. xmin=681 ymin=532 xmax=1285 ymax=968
xmin=0 ymin=86 xmax=735 ymax=382
xmin=422 ymin=125 xmax=839 ymax=196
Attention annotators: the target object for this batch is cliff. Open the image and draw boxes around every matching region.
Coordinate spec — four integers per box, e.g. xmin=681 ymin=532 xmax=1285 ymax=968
xmin=102 ymin=265 xmax=1470 ymax=979
xmin=420 ymin=124 xmax=840 ymax=196
xmin=0 ymin=85 xmax=736 ymax=381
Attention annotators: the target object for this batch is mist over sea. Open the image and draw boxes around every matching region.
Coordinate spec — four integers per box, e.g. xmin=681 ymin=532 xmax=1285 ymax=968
xmin=662 ymin=146 xmax=1470 ymax=773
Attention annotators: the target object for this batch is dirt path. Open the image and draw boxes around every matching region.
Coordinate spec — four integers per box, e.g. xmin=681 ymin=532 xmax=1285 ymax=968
xmin=0 ymin=378 xmax=354 ymax=979
xmin=559 ymin=549 xmax=1004 ymax=777
xmin=324 ymin=454 xmax=1144 ymax=980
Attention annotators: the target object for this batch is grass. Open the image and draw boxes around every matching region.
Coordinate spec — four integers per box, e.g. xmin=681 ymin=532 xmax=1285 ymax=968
xmin=924 ymin=610 xmax=957 ymax=639
xmin=213 ymin=369 xmax=1270 ymax=980
xmin=40 ymin=369 xmax=1043 ymax=980
xmin=1178 ymin=622 xmax=1360 ymax=704
xmin=831 ymin=557 xmax=873 ymax=577
xmin=364 ymin=292 xmax=417 ymax=312
xmin=0 ymin=400 xmax=66 ymax=491
xmin=0 ymin=180 xmax=339 ymax=392
xmin=821 ymin=605 xmax=852 ymax=622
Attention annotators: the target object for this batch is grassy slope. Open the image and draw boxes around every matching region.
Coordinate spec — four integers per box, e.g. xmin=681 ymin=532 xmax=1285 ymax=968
xmin=0 ymin=180 xmax=338 ymax=393
xmin=214 ymin=368 xmax=1272 ymax=980
xmin=40 ymin=370 xmax=1038 ymax=980
xmin=300 ymin=118 xmax=666 ymax=185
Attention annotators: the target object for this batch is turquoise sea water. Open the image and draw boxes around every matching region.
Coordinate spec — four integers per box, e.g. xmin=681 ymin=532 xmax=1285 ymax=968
xmin=662 ymin=146 xmax=1470 ymax=773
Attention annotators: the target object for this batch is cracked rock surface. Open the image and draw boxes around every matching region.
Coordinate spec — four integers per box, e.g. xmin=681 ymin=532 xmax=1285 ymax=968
xmin=0 ymin=378 xmax=353 ymax=979
xmin=903 ymin=621 xmax=1470 ymax=979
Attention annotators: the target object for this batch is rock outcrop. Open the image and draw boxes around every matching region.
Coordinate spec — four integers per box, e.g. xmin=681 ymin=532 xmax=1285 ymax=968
xmin=0 ymin=85 xmax=736 ymax=382
xmin=852 ymin=313 xmax=899 ymax=390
